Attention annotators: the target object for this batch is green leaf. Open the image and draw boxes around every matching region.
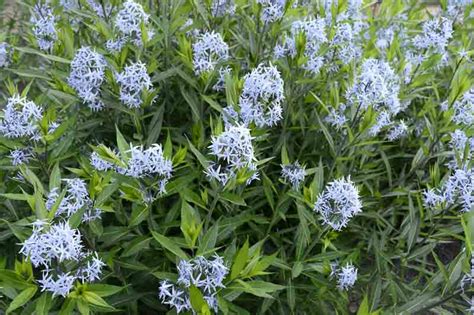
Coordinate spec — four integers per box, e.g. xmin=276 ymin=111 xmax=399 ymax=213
xmin=287 ymin=279 xmax=295 ymax=312
xmin=15 ymin=46 xmax=71 ymax=63
xmin=229 ymin=280 xmax=284 ymax=299
xmin=20 ymin=167 xmax=44 ymax=195
xmin=86 ymin=284 xmax=124 ymax=297
xmin=7 ymin=68 xmax=49 ymax=80
xmin=173 ymin=146 xmax=188 ymax=165
xmin=189 ymin=285 xmax=211 ymax=315
xmin=291 ymin=261 xmax=303 ymax=279
xmin=220 ymin=192 xmax=246 ymax=206
xmin=410 ymin=147 xmax=424 ymax=172
xmin=281 ymin=144 xmax=290 ymax=165
xmin=95 ymin=182 xmax=120 ymax=206
xmin=357 ymin=295 xmax=370 ymax=315
xmin=262 ymin=172 xmax=275 ymax=210
xmin=47 ymin=188 xmax=67 ymax=220
xmin=58 ymin=298 xmax=75 ymax=315
xmin=34 ymin=189 xmax=48 ymax=220
xmin=121 ymin=236 xmax=152 ymax=257
xmin=6 ymin=285 xmax=37 ymax=314
xmin=0 ymin=269 xmax=30 ymax=290
xmin=197 ymin=223 xmax=219 ymax=256
xmin=77 ymin=299 xmax=90 ymax=315
xmin=180 ymin=86 xmax=200 ymax=121
xmin=201 ymin=94 xmax=223 ymax=112
xmin=462 ymin=211 xmax=474 ymax=255
xmin=35 ymin=293 xmax=52 ymax=315
xmin=129 ymin=205 xmax=149 ymax=227
xmin=49 ymin=163 xmax=61 ymax=191
xmin=396 ymin=292 xmax=437 ymax=313
xmin=115 ymin=125 xmax=129 ymax=157
xmin=187 ymin=139 xmax=209 ymax=169
xmin=1 ymin=193 xmax=31 ymax=201
xmin=442 ymin=252 xmax=464 ymax=295
xmin=181 ymin=201 xmax=202 ymax=248
xmin=151 ymin=231 xmax=189 ymax=260
xmin=146 ymin=105 xmax=164 ymax=146
xmin=69 ymin=206 xmax=87 ymax=229
xmin=164 ymin=131 xmax=173 ymax=159
xmin=295 ymin=204 xmax=310 ymax=260
xmin=231 ymin=239 xmax=249 ymax=280
xmin=82 ymin=291 xmax=116 ymax=310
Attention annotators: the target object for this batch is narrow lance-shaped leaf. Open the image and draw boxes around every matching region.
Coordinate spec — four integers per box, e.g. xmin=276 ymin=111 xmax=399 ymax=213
xmin=231 ymin=239 xmax=249 ymax=280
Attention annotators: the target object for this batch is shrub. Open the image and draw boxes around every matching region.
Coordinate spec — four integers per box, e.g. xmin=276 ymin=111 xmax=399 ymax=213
xmin=0 ymin=0 xmax=473 ymax=314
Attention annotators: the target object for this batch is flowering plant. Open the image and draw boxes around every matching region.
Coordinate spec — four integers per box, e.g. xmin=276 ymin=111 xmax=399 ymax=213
xmin=0 ymin=0 xmax=474 ymax=314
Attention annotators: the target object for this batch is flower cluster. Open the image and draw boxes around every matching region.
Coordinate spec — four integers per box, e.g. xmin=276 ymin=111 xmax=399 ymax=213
xmin=86 ymin=0 xmax=113 ymax=18
xmin=413 ymin=17 xmax=453 ymax=56
xmin=193 ymin=31 xmax=229 ymax=75
xmin=403 ymin=49 xmax=423 ymax=84
xmin=46 ymin=178 xmax=101 ymax=222
xmin=314 ymin=177 xmax=362 ymax=230
xmin=275 ymin=18 xmax=328 ymax=74
xmin=347 ymin=58 xmax=401 ymax=114
xmin=369 ymin=111 xmax=392 ymax=136
xmin=182 ymin=18 xmax=200 ymax=38
xmin=211 ymin=0 xmax=236 ymax=17
xmin=91 ymin=144 xmax=173 ymax=194
xmin=58 ymin=0 xmax=82 ymax=26
xmin=206 ymin=125 xmax=258 ymax=186
xmin=30 ymin=3 xmax=57 ymax=51
xmin=239 ymin=63 xmax=285 ymax=127
xmin=424 ymin=168 xmax=473 ymax=212
xmin=0 ymin=95 xmax=43 ymax=141
xmin=59 ymin=0 xmax=79 ymax=11
xmin=347 ymin=0 xmax=364 ymax=17
xmin=346 ymin=59 xmax=401 ymax=136
xmin=331 ymin=262 xmax=358 ymax=291
xmin=330 ymin=18 xmax=367 ymax=67
xmin=68 ymin=47 xmax=107 ymax=111
xmin=281 ymin=162 xmax=306 ymax=189
xmin=38 ymin=271 xmax=76 ymax=297
xmin=90 ymin=151 xmax=115 ymax=171
xmin=116 ymin=61 xmax=152 ymax=108
xmin=448 ymin=129 xmax=474 ymax=169
xmin=20 ymin=221 xmax=83 ymax=267
xmin=387 ymin=121 xmax=408 ymax=141
xmin=9 ymin=148 xmax=32 ymax=166
xmin=376 ymin=22 xmax=408 ymax=52
xmin=48 ymin=121 xmax=60 ymax=134
xmin=106 ymin=0 xmax=154 ymax=52
xmin=213 ymin=66 xmax=232 ymax=92
xmin=257 ymin=0 xmax=286 ymax=24
xmin=273 ymin=36 xmax=296 ymax=60
xmin=76 ymin=252 xmax=106 ymax=282
xmin=452 ymin=88 xmax=474 ymax=126
xmin=118 ymin=145 xmax=172 ymax=188
xmin=296 ymin=19 xmax=328 ymax=73
xmin=221 ymin=105 xmax=239 ymax=128
xmin=159 ymin=255 xmax=228 ymax=313
xmin=208 ymin=126 xmax=255 ymax=168
xmin=325 ymin=104 xmax=348 ymax=130
xmin=0 ymin=42 xmax=11 ymax=67
xmin=20 ymin=221 xmax=105 ymax=297
xmin=447 ymin=0 xmax=474 ymax=19
xmin=295 ymin=19 xmax=327 ymax=50
xmin=322 ymin=0 xmax=364 ymax=19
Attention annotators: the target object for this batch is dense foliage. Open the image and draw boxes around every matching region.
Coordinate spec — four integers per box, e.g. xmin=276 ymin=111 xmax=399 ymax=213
xmin=0 ymin=0 xmax=473 ymax=314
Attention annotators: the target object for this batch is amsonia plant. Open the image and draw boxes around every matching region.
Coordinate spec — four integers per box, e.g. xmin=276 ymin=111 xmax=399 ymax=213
xmin=0 ymin=0 xmax=473 ymax=314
